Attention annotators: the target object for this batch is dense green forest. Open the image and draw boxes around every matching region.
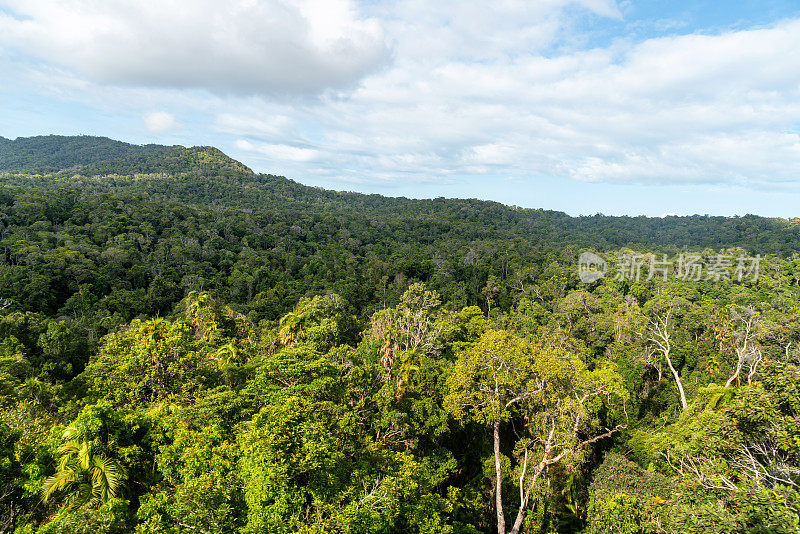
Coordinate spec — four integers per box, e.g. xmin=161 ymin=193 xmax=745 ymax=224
xmin=0 ymin=136 xmax=798 ymax=533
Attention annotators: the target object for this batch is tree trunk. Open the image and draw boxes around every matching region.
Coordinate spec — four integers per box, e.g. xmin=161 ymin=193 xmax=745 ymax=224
xmin=725 ymin=359 xmax=742 ymax=387
xmin=509 ymin=498 xmax=528 ymax=534
xmin=509 ymin=455 xmax=550 ymax=533
xmin=664 ymin=350 xmax=688 ymax=409
xmin=494 ymin=420 xmax=505 ymax=534
xmin=509 ymin=453 xmax=532 ymax=534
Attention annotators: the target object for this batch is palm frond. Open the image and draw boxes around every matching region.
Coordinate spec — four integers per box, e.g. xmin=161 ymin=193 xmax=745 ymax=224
xmin=42 ymin=441 xmax=127 ymax=508
xmin=41 ymin=467 xmax=79 ymax=502
xmin=91 ymin=454 xmax=125 ymax=500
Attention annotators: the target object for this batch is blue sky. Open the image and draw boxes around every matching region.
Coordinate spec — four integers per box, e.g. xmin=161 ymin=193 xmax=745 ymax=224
xmin=2 ymin=0 xmax=800 ymax=217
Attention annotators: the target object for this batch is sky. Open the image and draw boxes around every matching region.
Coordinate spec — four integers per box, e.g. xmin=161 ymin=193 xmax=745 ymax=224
xmin=2 ymin=1 xmax=800 ymax=217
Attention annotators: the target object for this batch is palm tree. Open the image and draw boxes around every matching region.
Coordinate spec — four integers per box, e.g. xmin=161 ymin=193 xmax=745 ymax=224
xmin=212 ymin=341 xmax=240 ymax=366
xmin=278 ymin=311 xmax=303 ymax=345
xmin=41 ymin=427 xmax=125 ymax=508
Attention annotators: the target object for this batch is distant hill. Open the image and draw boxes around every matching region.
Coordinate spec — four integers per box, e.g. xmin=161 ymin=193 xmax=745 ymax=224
xmin=0 ymin=135 xmax=174 ymax=173
xmin=1 ymin=134 xmax=799 ymax=255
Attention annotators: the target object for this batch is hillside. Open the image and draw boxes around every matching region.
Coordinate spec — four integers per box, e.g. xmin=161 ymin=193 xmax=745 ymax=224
xmin=1 ymin=135 xmax=799 ymax=255
xmin=0 ymin=135 xmax=176 ymax=173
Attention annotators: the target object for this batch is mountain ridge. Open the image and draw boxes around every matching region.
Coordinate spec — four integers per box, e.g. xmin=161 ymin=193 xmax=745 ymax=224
xmin=0 ymin=134 xmax=178 ymax=173
xmin=1 ymin=134 xmax=799 ymax=255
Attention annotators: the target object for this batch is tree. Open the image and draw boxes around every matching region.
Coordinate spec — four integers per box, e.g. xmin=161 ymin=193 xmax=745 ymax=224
xmin=136 ymin=399 xmax=245 ymax=534
xmin=481 ymin=276 xmax=500 ymax=316
xmin=277 ymin=294 xmax=351 ymax=351
xmin=41 ymin=426 xmax=126 ymax=509
xmin=644 ymin=306 xmax=688 ymax=410
xmin=367 ymin=284 xmax=443 ymax=382
xmin=0 ymin=423 xmax=22 ymax=534
xmin=641 ymin=356 xmax=799 ymax=477
xmin=238 ymin=396 xmax=435 ymax=533
xmin=724 ymin=306 xmax=763 ymax=387
xmin=82 ymin=318 xmax=214 ymax=406
xmin=445 ymin=329 xmax=626 ymax=534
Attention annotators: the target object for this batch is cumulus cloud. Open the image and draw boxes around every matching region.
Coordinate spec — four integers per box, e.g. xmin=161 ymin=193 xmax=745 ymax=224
xmin=0 ymin=0 xmax=389 ymax=95
xmin=235 ymin=139 xmax=320 ymax=162
xmin=143 ymin=111 xmax=179 ymax=133
xmin=215 ymin=113 xmax=292 ymax=138
xmin=4 ymin=0 xmax=800 ymax=191
xmin=226 ymin=13 xmax=800 ymax=188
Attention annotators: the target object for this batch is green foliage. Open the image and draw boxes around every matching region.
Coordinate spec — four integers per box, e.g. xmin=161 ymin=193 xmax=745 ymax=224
xmin=669 ymin=485 xmax=800 ymax=534
xmin=41 ymin=406 xmax=128 ymax=509
xmin=136 ymin=411 xmax=244 ymax=533
xmin=83 ymin=318 xmax=216 ymax=406
xmin=584 ymin=453 xmax=675 ymax=533
xmin=588 ymin=453 xmax=673 ymax=501
xmin=0 ymin=422 xmax=22 ymax=533
xmin=445 ymin=329 xmax=536 ymax=425
xmin=0 ymin=135 xmax=170 ymax=173
xmin=277 ymin=293 xmax=354 ymax=351
xmin=4 ymin=137 xmax=800 ymax=532
xmin=41 ymin=440 xmax=125 ymax=508
xmin=239 ymin=394 xmax=458 ymax=534
xmin=34 ymin=498 xmax=130 ymax=534
xmin=584 ymin=493 xmax=664 ymax=534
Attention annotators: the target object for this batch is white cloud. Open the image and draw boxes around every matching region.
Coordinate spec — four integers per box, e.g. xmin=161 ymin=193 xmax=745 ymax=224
xmin=270 ymin=14 xmax=800 ymax=188
xmin=4 ymin=0 xmax=800 ymax=192
xmin=464 ymin=143 xmax=518 ymax=166
xmin=216 ymin=114 xmax=292 ymax=137
xmin=235 ymin=139 xmax=320 ymax=162
xmin=143 ymin=111 xmax=179 ymax=133
xmin=0 ymin=0 xmax=388 ymax=96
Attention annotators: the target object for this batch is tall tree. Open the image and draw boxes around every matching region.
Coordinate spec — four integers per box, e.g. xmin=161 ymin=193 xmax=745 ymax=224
xmin=644 ymin=307 xmax=688 ymax=410
xmin=725 ymin=306 xmax=763 ymax=387
xmin=445 ymin=329 xmax=626 ymax=533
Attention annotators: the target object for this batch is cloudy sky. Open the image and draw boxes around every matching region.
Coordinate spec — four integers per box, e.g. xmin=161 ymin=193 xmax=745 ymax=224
xmin=2 ymin=0 xmax=800 ymax=217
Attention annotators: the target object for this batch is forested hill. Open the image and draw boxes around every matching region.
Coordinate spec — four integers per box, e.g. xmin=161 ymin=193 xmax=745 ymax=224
xmin=2 ymin=132 xmax=799 ymax=330
xmin=1 ymin=135 xmax=799 ymax=254
xmin=0 ymin=135 xmax=176 ymax=174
